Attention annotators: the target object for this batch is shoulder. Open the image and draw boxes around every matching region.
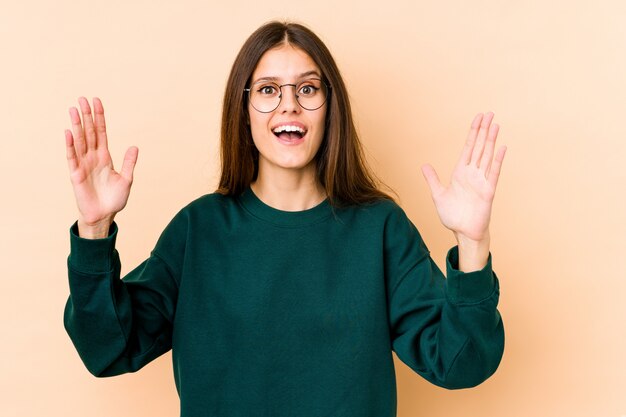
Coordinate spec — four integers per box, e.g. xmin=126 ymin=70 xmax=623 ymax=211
xmin=329 ymin=198 xmax=421 ymax=243
xmin=338 ymin=197 xmax=409 ymax=224
xmin=180 ymin=192 xmax=237 ymax=215
xmin=156 ymin=192 xmax=238 ymax=238
xmin=352 ymin=198 xmax=426 ymax=246
xmin=165 ymin=191 xmax=247 ymax=222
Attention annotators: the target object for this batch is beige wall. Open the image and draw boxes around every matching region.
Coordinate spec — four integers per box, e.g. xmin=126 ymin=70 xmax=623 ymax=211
xmin=2 ymin=0 xmax=625 ymax=416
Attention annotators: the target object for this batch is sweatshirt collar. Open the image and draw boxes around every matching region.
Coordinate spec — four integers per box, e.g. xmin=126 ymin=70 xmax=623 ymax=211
xmin=238 ymin=186 xmax=332 ymax=227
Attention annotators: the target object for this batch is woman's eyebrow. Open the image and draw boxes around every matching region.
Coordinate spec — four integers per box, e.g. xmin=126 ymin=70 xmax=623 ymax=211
xmin=253 ymin=70 xmax=322 ymax=83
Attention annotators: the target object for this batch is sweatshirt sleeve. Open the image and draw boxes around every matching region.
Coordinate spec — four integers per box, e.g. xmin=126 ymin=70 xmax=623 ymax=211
xmin=63 ymin=216 xmax=185 ymax=377
xmin=384 ymin=204 xmax=504 ymax=389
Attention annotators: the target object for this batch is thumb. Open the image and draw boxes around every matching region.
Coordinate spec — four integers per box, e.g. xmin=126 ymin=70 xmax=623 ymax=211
xmin=421 ymin=163 xmax=444 ymax=197
xmin=120 ymin=146 xmax=139 ymax=182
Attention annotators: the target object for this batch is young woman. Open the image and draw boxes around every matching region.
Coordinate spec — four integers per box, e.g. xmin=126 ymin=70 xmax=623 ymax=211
xmin=64 ymin=21 xmax=506 ymax=417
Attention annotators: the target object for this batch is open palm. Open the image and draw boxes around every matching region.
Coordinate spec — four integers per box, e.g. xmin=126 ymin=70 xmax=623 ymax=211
xmin=65 ymin=97 xmax=138 ymax=231
xmin=421 ymin=112 xmax=506 ymax=242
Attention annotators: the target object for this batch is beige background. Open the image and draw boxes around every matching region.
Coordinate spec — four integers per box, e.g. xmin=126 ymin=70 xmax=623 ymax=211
xmin=1 ymin=0 xmax=625 ymax=416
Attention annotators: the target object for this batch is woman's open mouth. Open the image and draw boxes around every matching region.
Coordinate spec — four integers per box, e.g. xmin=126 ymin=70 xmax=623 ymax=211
xmin=272 ymin=125 xmax=307 ymax=145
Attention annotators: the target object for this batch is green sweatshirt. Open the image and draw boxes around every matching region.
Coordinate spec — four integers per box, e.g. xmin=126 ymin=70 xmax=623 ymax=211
xmin=64 ymin=187 xmax=504 ymax=417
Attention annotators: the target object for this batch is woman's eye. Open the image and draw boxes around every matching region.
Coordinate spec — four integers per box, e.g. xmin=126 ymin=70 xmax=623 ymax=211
xmin=299 ymin=85 xmax=318 ymax=95
xmin=259 ymin=86 xmax=277 ymax=95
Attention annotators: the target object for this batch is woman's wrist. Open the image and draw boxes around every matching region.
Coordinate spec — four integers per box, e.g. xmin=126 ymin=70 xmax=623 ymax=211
xmin=77 ymin=217 xmax=114 ymax=239
xmin=454 ymin=232 xmax=490 ymax=273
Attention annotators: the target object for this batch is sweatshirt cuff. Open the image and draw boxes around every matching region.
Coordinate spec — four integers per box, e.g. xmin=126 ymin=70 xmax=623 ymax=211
xmin=68 ymin=221 xmax=118 ymax=273
xmin=445 ymin=245 xmax=496 ymax=304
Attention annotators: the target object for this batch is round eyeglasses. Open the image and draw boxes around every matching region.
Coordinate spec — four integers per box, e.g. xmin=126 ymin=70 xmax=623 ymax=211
xmin=244 ymin=79 xmax=330 ymax=113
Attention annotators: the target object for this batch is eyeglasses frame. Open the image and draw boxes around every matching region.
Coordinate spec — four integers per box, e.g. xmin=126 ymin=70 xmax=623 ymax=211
xmin=244 ymin=79 xmax=331 ymax=113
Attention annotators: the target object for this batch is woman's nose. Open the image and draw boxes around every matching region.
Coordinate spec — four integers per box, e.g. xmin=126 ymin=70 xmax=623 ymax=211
xmin=277 ymin=84 xmax=300 ymax=113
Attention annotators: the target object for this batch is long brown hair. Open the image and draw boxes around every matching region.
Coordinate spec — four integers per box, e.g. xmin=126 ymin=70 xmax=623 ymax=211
xmin=216 ymin=21 xmax=395 ymax=206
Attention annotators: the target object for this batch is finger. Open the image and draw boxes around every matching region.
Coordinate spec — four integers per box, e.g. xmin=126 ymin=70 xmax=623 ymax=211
xmin=120 ymin=146 xmax=139 ymax=182
xmin=480 ymin=123 xmax=499 ymax=176
xmin=487 ymin=145 xmax=507 ymax=189
xmin=470 ymin=111 xmax=495 ymax=167
xmin=458 ymin=113 xmax=483 ymax=165
xmin=78 ymin=97 xmax=97 ymax=150
xmin=421 ymin=164 xmax=445 ymax=197
xmin=65 ymin=129 xmax=78 ymax=172
xmin=69 ymin=106 xmax=86 ymax=156
xmin=92 ymin=97 xmax=109 ymax=150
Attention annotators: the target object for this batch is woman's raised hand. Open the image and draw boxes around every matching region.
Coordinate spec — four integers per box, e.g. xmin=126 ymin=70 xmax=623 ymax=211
xmin=421 ymin=112 xmax=506 ymax=247
xmin=65 ymin=97 xmax=138 ymax=239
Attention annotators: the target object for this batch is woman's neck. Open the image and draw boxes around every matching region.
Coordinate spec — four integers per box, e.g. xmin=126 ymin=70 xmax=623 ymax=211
xmin=250 ymin=167 xmax=326 ymax=212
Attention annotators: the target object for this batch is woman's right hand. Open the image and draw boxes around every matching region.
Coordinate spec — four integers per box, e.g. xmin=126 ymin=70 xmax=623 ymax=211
xmin=65 ymin=97 xmax=138 ymax=239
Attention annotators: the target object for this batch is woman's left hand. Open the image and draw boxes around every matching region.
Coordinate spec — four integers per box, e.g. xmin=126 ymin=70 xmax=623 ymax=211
xmin=421 ymin=112 xmax=507 ymax=244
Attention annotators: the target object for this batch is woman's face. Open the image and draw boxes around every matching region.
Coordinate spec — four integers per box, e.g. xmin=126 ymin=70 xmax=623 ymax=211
xmin=247 ymin=43 xmax=327 ymax=179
